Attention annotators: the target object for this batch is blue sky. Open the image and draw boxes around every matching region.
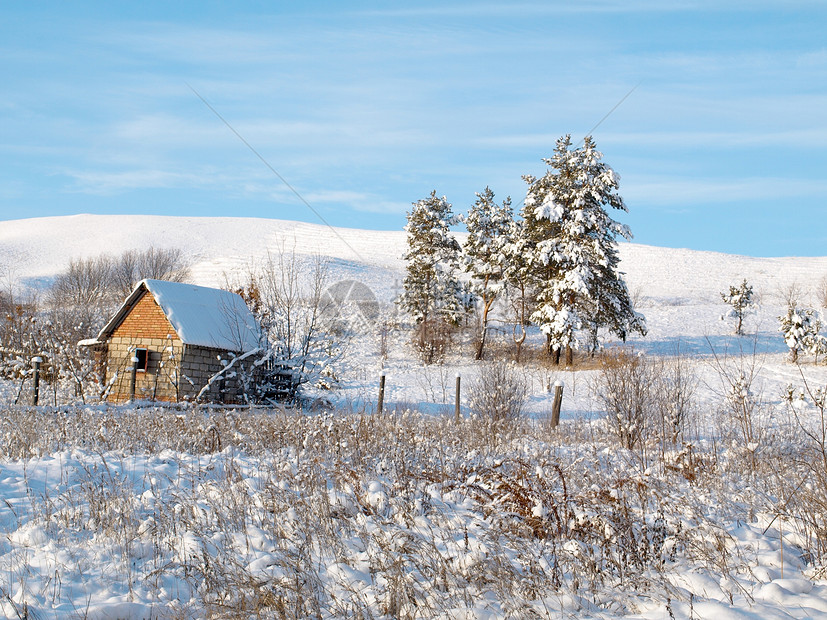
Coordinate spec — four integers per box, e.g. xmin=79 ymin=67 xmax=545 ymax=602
xmin=1 ymin=1 xmax=825 ymax=256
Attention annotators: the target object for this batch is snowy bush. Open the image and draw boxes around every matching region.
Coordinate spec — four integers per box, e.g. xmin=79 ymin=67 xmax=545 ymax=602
xmin=724 ymin=373 xmax=762 ymax=452
xmin=593 ymin=348 xmax=656 ymax=451
xmin=708 ymin=345 xmax=769 ymax=479
xmin=775 ymin=378 xmax=827 ymax=572
xmin=0 ymin=294 xmax=40 ymax=382
xmin=653 ymin=353 xmax=698 ymax=446
xmin=0 ymin=295 xmax=104 ymax=404
xmin=467 ymin=362 xmax=527 ymax=424
xmin=231 ymin=247 xmax=345 ymax=401
xmin=410 ymin=317 xmax=455 ymax=365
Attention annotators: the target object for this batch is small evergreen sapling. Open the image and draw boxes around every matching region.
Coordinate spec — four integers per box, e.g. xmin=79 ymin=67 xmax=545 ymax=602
xmin=720 ymin=279 xmax=756 ymax=335
xmin=779 ymin=306 xmax=825 ymax=363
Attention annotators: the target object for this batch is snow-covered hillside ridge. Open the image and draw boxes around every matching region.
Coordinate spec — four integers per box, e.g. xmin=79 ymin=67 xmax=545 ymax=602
xmin=2 ymin=214 xmax=826 ymax=305
xmin=0 ymin=214 xmax=404 ymax=296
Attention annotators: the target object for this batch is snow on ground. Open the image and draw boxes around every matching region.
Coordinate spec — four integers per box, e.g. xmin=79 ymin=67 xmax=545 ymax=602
xmin=2 ymin=214 xmax=827 ymax=618
xmin=2 ymin=410 xmax=827 ymax=619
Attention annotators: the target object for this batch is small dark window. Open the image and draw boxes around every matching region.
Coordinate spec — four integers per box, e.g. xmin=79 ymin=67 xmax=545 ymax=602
xmin=134 ymin=348 xmax=149 ymax=372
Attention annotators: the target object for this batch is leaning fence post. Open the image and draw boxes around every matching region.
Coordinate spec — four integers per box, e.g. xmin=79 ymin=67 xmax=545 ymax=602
xmin=130 ymin=353 xmax=139 ymax=402
xmin=455 ymin=373 xmax=461 ymax=424
xmin=550 ymin=380 xmax=564 ymax=429
xmin=377 ymin=374 xmax=386 ymax=414
xmin=31 ymin=356 xmax=42 ymax=406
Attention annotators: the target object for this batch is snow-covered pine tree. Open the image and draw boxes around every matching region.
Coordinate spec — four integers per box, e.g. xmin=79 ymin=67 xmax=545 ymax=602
xmin=522 ymin=135 xmax=645 ymax=364
xmin=721 ymin=279 xmax=756 ymax=335
xmin=397 ymin=191 xmax=466 ymax=360
xmin=464 ymin=187 xmax=513 ymax=360
xmin=501 ymin=218 xmax=535 ymax=362
xmin=779 ymin=306 xmax=825 ymax=363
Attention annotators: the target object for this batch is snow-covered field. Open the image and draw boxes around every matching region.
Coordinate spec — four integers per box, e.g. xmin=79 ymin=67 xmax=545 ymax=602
xmin=2 ymin=214 xmax=827 ymax=618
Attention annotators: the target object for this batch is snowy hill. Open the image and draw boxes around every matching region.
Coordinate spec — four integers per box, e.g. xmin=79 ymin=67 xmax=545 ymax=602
xmin=0 ymin=214 xmax=406 ymax=297
xmin=2 ymin=214 xmax=826 ymax=307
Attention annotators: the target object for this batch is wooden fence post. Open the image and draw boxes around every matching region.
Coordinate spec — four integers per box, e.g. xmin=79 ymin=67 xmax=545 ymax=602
xmin=455 ymin=373 xmax=461 ymax=423
xmin=377 ymin=374 xmax=386 ymax=414
xmin=32 ymin=356 xmax=42 ymax=406
xmin=550 ymin=380 xmax=563 ymax=429
xmin=130 ymin=353 xmax=139 ymax=402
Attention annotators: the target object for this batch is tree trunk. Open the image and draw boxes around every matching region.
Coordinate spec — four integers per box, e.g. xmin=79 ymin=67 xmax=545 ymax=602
xmin=475 ymin=328 xmax=486 ymax=361
xmin=565 ymin=345 xmax=573 ymax=366
xmin=475 ymin=296 xmax=494 ymax=361
xmin=513 ymin=323 xmax=526 ymax=363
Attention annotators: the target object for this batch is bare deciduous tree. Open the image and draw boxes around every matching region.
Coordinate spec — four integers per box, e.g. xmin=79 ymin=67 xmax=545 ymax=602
xmin=49 ymin=255 xmax=115 ymax=311
xmin=230 ymin=244 xmax=343 ymax=400
xmin=112 ymin=247 xmax=191 ymax=299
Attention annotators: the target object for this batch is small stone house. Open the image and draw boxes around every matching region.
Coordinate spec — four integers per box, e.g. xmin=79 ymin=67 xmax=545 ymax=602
xmin=81 ymin=279 xmax=260 ymax=403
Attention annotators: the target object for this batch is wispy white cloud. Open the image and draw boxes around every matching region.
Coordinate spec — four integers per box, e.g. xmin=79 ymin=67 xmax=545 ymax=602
xmin=303 ymin=190 xmax=409 ymax=215
xmin=62 ymin=165 xmax=410 ymax=218
xmin=796 ymin=48 xmax=827 ymax=68
xmin=624 ymin=176 xmax=827 ymax=206
xmin=2 ymin=0 xmax=825 ymax=255
xmin=304 ymin=190 xmax=371 ymax=204
xmin=606 ymin=129 xmax=827 ymax=149
xmin=64 ymin=168 xmax=245 ymax=195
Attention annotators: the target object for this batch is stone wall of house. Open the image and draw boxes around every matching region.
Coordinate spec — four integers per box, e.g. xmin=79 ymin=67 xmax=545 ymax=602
xmin=178 ymin=345 xmax=250 ymax=403
xmin=104 ymin=290 xmax=250 ymax=403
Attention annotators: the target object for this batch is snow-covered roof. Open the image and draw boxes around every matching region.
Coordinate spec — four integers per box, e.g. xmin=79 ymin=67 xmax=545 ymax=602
xmin=94 ymin=279 xmax=260 ymax=353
